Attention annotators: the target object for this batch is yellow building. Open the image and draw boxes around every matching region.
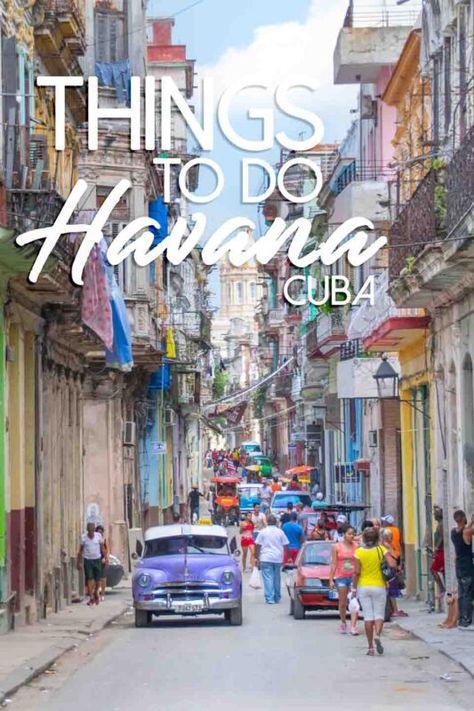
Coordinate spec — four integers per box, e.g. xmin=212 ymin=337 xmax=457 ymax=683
xmin=383 ymin=30 xmax=434 ymax=597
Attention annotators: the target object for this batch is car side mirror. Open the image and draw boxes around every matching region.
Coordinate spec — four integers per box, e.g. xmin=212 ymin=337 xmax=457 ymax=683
xmin=131 ymin=552 xmax=138 ymax=560
xmin=233 ymin=549 xmax=241 ymax=558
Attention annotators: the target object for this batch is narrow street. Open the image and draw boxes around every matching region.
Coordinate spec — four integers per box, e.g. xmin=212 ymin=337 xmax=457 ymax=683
xmin=11 ymin=577 xmax=472 ymax=711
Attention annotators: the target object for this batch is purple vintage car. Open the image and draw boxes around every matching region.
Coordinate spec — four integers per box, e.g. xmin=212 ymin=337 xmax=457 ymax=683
xmin=132 ymin=524 xmax=242 ymax=627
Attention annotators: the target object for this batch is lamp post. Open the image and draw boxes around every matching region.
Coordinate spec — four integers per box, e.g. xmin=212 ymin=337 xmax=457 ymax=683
xmin=373 ymin=354 xmax=400 ymax=399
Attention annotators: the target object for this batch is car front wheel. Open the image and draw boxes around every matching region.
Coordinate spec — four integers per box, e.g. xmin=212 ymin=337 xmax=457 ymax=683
xmin=293 ymin=595 xmax=305 ymax=620
xmin=225 ymin=602 xmax=243 ymax=626
xmin=135 ymin=609 xmax=151 ymax=627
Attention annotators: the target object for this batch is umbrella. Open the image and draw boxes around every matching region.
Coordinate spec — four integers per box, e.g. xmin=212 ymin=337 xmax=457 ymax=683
xmin=245 ymin=465 xmax=261 ymax=473
xmin=285 ymin=465 xmax=315 ymax=476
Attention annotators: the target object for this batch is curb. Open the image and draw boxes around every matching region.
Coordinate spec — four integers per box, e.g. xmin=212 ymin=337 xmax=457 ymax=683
xmin=393 ymin=622 xmax=474 ymax=679
xmin=0 ymin=639 xmax=76 ymax=705
xmin=0 ymin=601 xmax=130 ymax=705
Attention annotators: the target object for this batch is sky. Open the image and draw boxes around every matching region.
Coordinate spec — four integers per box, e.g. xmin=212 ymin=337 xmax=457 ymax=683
xmin=148 ymin=0 xmax=359 ymax=305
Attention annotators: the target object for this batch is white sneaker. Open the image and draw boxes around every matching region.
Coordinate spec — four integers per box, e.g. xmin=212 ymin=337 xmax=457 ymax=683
xmin=459 ymin=624 xmax=474 ymax=631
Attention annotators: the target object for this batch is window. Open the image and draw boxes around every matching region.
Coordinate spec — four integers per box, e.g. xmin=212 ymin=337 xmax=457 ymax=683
xmin=227 ymin=283 xmax=232 ymax=304
xmin=444 ymin=37 xmax=451 ymax=136
xmin=95 ymin=0 xmax=127 ymax=63
xmin=432 ymin=54 xmax=441 ymax=144
xmin=235 ymin=282 xmax=243 ymax=304
xmin=249 ymin=281 xmax=256 ymax=301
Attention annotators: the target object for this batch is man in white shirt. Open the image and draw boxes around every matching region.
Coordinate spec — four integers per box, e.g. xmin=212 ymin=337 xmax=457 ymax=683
xmin=254 ymin=515 xmax=289 ymax=604
xmin=77 ymin=521 xmax=106 ymax=606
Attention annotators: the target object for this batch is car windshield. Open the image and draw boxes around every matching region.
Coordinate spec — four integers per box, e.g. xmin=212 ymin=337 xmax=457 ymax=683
xmin=144 ymin=535 xmax=229 ymax=557
xmin=272 ymin=494 xmax=312 ymax=508
xmin=301 ymin=543 xmax=332 ymax=566
xmin=239 ymin=487 xmax=261 ymax=497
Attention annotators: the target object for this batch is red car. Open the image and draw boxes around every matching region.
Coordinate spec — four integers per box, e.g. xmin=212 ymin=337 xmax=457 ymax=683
xmin=285 ymin=540 xmax=339 ymax=619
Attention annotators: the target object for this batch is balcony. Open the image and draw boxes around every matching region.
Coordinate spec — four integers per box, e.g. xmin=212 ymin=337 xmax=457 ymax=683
xmin=390 ymin=128 xmax=474 ymax=307
xmin=35 ymin=0 xmax=86 ymax=119
xmin=265 ymin=307 xmax=285 ymax=334
xmin=274 ymin=373 xmax=293 ymax=399
xmin=348 ymin=272 xmax=430 ymax=351
xmin=337 ymin=355 xmax=400 ymax=399
xmin=334 ymin=1 xmax=419 ymax=84
xmin=330 ymin=161 xmax=394 ymax=224
xmin=317 ymin=310 xmax=347 ymax=357
xmin=300 ymin=359 xmax=329 ymax=401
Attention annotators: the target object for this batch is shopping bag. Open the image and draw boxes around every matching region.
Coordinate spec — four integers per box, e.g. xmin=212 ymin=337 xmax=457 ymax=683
xmin=249 ymin=566 xmax=262 ymax=589
xmin=348 ymin=596 xmax=360 ymax=613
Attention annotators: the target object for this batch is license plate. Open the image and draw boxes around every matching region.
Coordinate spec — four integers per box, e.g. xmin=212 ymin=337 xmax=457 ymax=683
xmin=328 ymin=589 xmax=339 ymax=600
xmin=174 ymin=602 xmax=203 ymax=613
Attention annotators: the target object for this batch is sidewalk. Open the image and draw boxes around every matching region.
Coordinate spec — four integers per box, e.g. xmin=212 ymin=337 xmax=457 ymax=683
xmin=0 ymin=582 xmax=131 ymax=705
xmin=392 ymin=598 xmax=474 ymax=678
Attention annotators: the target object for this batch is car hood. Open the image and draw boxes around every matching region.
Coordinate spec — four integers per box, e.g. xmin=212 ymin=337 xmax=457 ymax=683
xmin=134 ymin=554 xmax=240 ymax=583
xmin=300 ymin=564 xmax=330 ymax=579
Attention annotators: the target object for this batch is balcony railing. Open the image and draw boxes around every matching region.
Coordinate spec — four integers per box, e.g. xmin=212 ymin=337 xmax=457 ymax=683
xmin=317 ymin=310 xmax=345 ymax=342
xmin=445 ymin=124 xmax=474 ymax=235
xmin=274 ymin=373 xmax=293 ymax=398
xmin=343 ymin=1 xmax=421 ymax=28
xmin=331 ymin=160 xmax=396 ymax=196
xmin=340 ymin=338 xmax=365 ymax=361
xmin=389 ymin=170 xmax=445 ymax=282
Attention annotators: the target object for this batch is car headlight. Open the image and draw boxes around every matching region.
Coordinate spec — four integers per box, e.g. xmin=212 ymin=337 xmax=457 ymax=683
xmin=221 ymin=571 xmax=234 ymax=585
xmin=137 ymin=573 xmax=152 ymax=588
xmin=304 ymin=578 xmax=323 ymax=588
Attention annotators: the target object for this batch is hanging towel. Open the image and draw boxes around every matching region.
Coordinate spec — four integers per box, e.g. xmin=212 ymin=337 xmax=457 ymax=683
xmin=104 ymin=263 xmax=134 ymax=371
xmin=81 ymin=244 xmax=113 ymax=350
xmin=166 ymin=326 xmax=176 ymax=359
xmin=95 ymin=59 xmax=131 ymax=105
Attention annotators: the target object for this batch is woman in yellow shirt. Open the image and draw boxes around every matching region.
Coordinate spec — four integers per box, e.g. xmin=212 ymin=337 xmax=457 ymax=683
xmin=351 ymin=527 xmax=397 ymax=656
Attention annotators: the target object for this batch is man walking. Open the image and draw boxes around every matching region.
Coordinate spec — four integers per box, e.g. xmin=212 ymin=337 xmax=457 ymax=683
xmin=77 ymin=521 xmax=106 ymax=606
xmin=187 ymin=484 xmax=204 ymax=523
xmin=451 ymin=510 xmax=474 ymax=630
xmin=254 ymin=514 xmax=289 ymax=604
xmin=282 ymin=511 xmax=305 ymax=563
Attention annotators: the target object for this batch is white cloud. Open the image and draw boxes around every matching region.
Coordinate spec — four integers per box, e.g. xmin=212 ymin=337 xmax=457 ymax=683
xmin=197 ymin=0 xmax=357 ymax=140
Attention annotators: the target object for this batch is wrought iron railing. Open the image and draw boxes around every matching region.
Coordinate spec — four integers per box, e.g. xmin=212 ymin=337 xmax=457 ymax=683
xmin=389 ymin=170 xmax=445 ymax=282
xmin=445 ymin=124 xmax=474 ymax=234
xmin=340 ymin=338 xmax=365 ymax=361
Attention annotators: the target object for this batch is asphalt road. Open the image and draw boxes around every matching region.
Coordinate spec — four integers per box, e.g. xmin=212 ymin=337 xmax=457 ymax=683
xmin=11 ymin=572 xmax=473 ymax=711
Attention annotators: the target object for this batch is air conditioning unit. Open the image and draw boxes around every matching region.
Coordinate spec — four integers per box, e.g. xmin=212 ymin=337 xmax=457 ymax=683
xmin=123 ymin=421 xmax=136 ymax=446
xmin=368 ymin=430 xmax=378 ymax=448
xmin=165 ymin=409 xmax=175 ymax=426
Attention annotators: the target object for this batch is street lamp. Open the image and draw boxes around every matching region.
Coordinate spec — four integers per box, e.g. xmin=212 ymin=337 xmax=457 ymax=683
xmin=373 ymin=354 xmax=400 ymax=399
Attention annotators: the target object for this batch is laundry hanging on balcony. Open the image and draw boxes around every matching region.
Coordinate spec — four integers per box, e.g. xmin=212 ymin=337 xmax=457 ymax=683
xmin=95 ymin=59 xmax=131 ymax=104
xmin=81 ymin=244 xmax=113 ymax=350
xmin=166 ymin=326 xmax=176 ymax=359
xmin=149 ymin=196 xmax=169 ymax=245
xmin=104 ymin=263 xmax=134 ymax=372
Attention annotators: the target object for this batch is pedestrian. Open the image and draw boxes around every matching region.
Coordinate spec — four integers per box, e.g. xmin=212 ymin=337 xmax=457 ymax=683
xmin=430 ymin=505 xmax=445 ymax=597
xmin=251 ymin=502 xmax=267 ymax=536
xmin=310 ymin=512 xmax=330 ymax=541
xmin=240 ymin=512 xmax=255 ymax=572
xmin=329 ymin=524 xmax=359 ymax=635
xmin=288 ymin=475 xmax=301 ymax=491
xmin=95 ymin=524 xmax=109 ymax=601
xmin=331 ymin=514 xmax=348 ymax=542
xmin=381 ymin=527 xmax=407 ymax=618
xmin=450 ymin=510 xmax=474 ymax=630
xmin=187 ymin=484 xmax=204 ymax=523
xmin=295 ymin=502 xmax=308 ymax=537
xmin=254 ymin=514 xmax=289 ymax=604
xmin=282 ymin=511 xmax=305 ymax=563
xmin=280 ymin=501 xmax=294 ymax=526
xmin=351 ymin=526 xmax=397 ymax=656
xmin=260 ymin=478 xmax=273 ymax=512
xmin=271 ymin=476 xmax=282 ymax=492
xmin=232 ymin=447 xmax=240 ymax=466
xmin=381 ymin=514 xmax=402 ymax=561
xmin=206 ymin=485 xmax=215 ymax=521
xmin=77 ymin=521 xmax=106 ymax=606
xmin=205 ymin=450 xmax=212 ymax=469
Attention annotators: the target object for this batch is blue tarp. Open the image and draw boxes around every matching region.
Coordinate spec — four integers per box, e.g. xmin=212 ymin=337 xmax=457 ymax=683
xmin=149 ymin=196 xmax=169 ymax=245
xmin=149 ymin=364 xmax=171 ymax=391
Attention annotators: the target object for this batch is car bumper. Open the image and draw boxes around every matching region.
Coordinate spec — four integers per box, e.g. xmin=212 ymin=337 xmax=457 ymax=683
xmin=134 ymin=597 xmax=241 ymax=613
xmin=296 ymin=588 xmax=339 ymax=608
